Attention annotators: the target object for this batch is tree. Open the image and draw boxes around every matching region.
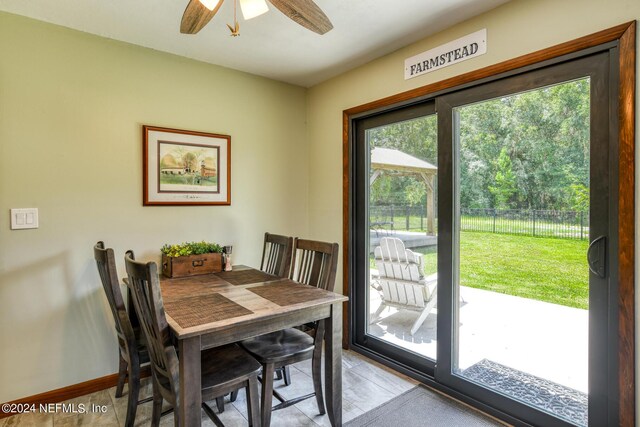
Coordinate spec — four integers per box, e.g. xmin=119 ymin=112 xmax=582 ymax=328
xmin=368 ymin=78 xmax=590 ymax=213
xmin=183 ymin=152 xmax=197 ymax=172
xmin=569 ymin=184 xmax=589 ymax=212
xmin=404 ymin=179 xmax=426 ymax=206
xmin=489 ymin=148 xmax=517 ymax=209
xmin=458 ymin=78 xmax=590 ymax=211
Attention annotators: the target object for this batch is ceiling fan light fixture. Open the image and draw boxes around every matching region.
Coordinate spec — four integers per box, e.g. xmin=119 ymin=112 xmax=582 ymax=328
xmin=239 ymin=0 xmax=269 ymax=20
xmin=198 ymin=0 xmax=222 ymax=11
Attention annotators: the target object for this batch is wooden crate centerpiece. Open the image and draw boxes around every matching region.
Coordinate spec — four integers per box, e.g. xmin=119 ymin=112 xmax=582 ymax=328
xmin=160 ymin=241 xmax=223 ymax=278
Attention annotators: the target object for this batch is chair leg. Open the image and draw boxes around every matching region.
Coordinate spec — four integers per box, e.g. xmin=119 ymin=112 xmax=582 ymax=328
xmin=115 ymin=353 xmax=128 ymax=398
xmin=202 ymin=402 xmax=224 ymax=427
xmin=230 ymin=390 xmax=238 ymax=402
xmin=215 ymin=396 xmax=225 ymax=413
xmin=124 ymin=359 xmax=141 ymax=427
xmin=275 ymin=368 xmax=283 ymax=381
xmin=370 ymin=303 xmax=387 ymax=324
xmin=151 ymin=380 xmax=163 ymax=427
xmin=311 ymin=344 xmax=325 ymax=415
xmin=261 ymin=363 xmax=275 ymax=427
xmin=410 ymin=298 xmax=436 ymax=335
xmin=246 ymin=377 xmax=260 ymax=427
xmin=282 ymin=366 xmax=292 ymax=386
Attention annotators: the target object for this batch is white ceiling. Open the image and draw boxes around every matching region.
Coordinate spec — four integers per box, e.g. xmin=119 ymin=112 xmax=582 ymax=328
xmin=0 ymin=0 xmax=508 ymax=87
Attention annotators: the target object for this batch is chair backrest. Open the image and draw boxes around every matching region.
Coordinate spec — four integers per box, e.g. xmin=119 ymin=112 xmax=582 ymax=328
xmin=94 ymin=241 xmax=136 ymax=355
xmin=374 ymin=237 xmax=424 ymax=282
xmin=124 ymin=251 xmax=179 ymax=402
xmin=260 ymin=232 xmax=294 ymax=278
xmin=290 ymin=238 xmax=339 ymax=291
xmin=374 ymin=237 xmax=434 ymax=307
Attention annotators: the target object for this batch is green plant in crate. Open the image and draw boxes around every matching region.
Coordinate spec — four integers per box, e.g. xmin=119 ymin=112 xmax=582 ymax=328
xmin=161 ymin=241 xmax=223 ymax=257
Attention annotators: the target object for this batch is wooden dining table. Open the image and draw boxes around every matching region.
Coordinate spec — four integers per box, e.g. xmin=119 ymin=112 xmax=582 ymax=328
xmin=157 ymin=265 xmax=348 ymax=427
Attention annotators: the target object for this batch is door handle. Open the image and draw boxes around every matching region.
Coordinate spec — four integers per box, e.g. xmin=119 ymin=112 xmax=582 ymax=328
xmin=587 ymin=235 xmax=606 ymax=279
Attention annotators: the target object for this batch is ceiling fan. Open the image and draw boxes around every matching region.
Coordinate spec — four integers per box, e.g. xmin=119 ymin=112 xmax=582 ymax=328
xmin=180 ymin=0 xmax=333 ymax=36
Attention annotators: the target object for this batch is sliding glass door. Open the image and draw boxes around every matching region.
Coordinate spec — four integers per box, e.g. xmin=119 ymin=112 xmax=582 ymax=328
xmin=351 ymin=50 xmax=617 ymax=426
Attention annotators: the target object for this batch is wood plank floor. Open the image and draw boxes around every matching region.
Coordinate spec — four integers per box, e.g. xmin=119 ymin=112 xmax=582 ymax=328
xmin=0 ymin=349 xmax=500 ymax=426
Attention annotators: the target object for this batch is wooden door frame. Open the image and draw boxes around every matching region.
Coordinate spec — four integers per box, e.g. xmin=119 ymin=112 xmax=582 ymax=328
xmin=342 ymin=21 xmax=635 ymax=425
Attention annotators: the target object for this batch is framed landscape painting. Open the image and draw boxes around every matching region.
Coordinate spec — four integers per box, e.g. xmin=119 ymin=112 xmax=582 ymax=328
xmin=143 ymin=125 xmax=231 ymax=205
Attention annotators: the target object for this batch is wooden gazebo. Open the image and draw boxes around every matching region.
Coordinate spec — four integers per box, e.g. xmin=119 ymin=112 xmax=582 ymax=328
xmin=370 ymin=147 xmax=438 ymax=235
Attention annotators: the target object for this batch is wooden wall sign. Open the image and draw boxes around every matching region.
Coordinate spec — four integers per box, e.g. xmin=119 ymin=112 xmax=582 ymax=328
xmin=404 ymin=29 xmax=487 ymax=80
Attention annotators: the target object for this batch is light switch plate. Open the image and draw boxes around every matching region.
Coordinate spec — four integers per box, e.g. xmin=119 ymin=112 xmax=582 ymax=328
xmin=10 ymin=208 xmax=39 ymax=230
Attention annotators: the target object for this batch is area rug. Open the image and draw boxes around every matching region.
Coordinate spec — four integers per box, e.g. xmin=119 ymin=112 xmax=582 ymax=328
xmin=345 ymin=385 xmax=503 ymax=427
xmin=462 ymin=359 xmax=587 ymax=426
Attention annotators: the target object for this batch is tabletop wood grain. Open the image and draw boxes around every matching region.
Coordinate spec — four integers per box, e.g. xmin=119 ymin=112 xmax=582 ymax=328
xmin=248 ymin=281 xmax=336 ymax=306
xmin=163 ymin=293 xmax=253 ymax=328
xmin=215 ymin=268 xmax=282 ymax=286
xmin=159 ymin=266 xmax=348 ymax=339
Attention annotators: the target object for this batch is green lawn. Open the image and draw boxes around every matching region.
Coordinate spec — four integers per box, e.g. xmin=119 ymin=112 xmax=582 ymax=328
xmin=373 ymin=231 xmax=589 ymax=309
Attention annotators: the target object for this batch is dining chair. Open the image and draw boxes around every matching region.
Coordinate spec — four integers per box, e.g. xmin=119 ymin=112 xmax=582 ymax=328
xmin=241 ymin=238 xmax=339 ymax=427
xmin=124 ymin=250 xmax=261 ymax=427
xmin=258 ymin=232 xmax=295 ymax=386
xmin=260 ymin=232 xmax=294 ymax=278
xmin=94 ymin=241 xmax=151 ymax=427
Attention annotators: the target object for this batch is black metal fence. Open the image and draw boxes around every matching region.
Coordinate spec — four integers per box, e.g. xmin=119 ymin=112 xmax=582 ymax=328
xmin=460 ymin=208 xmax=589 ymax=240
xmin=370 ymin=204 xmax=433 ymax=233
xmin=369 ymin=204 xmax=589 ymax=240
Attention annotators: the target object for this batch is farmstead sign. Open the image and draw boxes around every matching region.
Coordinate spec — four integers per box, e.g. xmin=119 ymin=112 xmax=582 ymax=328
xmin=404 ymin=29 xmax=487 ymax=80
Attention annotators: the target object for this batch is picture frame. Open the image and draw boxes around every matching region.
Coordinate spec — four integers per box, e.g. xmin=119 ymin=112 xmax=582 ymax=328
xmin=143 ymin=125 xmax=231 ymax=206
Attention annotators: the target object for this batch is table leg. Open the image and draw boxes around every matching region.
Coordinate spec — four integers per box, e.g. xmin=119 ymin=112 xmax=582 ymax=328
xmin=324 ymin=302 xmax=343 ymax=426
xmin=179 ymin=336 xmax=202 ymax=427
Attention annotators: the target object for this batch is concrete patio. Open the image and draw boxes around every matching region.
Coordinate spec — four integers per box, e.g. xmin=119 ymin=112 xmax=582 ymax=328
xmin=367 ymin=284 xmax=588 ymax=393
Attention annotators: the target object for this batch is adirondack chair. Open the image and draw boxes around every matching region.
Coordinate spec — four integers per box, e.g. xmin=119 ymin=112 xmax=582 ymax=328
xmin=371 ymin=237 xmax=437 ymax=335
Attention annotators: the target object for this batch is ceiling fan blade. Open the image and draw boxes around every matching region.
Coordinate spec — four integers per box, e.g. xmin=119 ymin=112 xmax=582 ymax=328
xmin=267 ymin=0 xmax=333 ymax=35
xmin=180 ymin=0 xmax=224 ymax=34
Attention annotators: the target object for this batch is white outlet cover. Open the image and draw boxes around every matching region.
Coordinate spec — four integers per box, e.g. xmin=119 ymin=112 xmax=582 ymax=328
xmin=10 ymin=208 xmax=39 ymax=230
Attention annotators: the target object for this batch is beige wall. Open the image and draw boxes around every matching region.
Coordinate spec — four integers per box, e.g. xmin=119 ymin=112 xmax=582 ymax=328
xmin=306 ymin=0 xmax=639 ymax=418
xmin=0 ymin=12 xmax=309 ymax=402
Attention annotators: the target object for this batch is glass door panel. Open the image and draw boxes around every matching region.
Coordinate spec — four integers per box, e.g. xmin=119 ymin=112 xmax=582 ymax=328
xmin=366 ymin=114 xmax=438 ymax=361
xmin=352 ymin=101 xmax=439 ymax=373
xmin=436 ymin=52 xmax=610 ymax=427
xmin=454 ymin=79 xmax=590 ymax=426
